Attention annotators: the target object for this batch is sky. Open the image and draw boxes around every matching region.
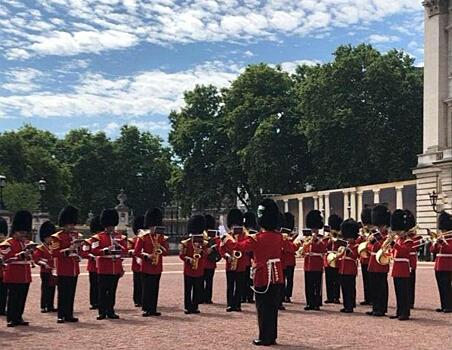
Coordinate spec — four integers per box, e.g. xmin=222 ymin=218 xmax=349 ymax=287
xmin=0 ymin=0 xmax=425 ymax=140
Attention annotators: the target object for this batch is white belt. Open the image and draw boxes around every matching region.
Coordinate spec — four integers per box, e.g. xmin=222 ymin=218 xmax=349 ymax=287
xmin=394 ymin=258 xmax=409 ymax=263
xmin=8 ymin=261 xmax=30 ymax=265
xmin=409 ymin=252 xmax=417 ymax=255
xmin=437 ymin=254 xmax=452 ymax=257
xmin=308 ymin=253 xmax=323 ymax=257
xmin=370 ymin=252 xmax=377 ymax=256
xmin=100 ymin=255 xmax=122 ymax=259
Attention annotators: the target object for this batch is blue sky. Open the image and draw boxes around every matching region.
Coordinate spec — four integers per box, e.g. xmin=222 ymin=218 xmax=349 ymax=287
xmin=0 ymin=0 xmax=424 ymax=140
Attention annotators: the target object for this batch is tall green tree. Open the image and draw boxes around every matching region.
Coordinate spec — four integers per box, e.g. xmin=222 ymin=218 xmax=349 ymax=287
xmin=3 ymin=182 xmax=40 ymax=213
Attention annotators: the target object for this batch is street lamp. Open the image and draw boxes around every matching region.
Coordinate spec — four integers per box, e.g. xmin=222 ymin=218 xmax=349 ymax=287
xmin=38 ymin=178 xmax=47 ymax=212
xmin=0 ymin=175 xmax=6 ymax=210
xmin=428 ymin=191 xmax=439 ymax=213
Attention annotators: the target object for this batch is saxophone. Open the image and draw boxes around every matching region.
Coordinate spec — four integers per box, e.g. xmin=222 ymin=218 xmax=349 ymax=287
xmin=151 ymin=234 xmax=163 ymax=266
xmin=191 ymin=242 xmax=202 ymax=270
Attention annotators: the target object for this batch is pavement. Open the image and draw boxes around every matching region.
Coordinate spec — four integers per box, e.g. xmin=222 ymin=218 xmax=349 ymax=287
xmin=0 ymin=256 xmax=450 ymax=350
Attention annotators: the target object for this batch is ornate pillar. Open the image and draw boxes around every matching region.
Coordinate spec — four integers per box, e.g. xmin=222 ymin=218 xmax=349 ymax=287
xmin=343 ymin=191 xmax=349 ymax=218
xmin=373 ymin=189 xmax=380 ymax=204
xmin=298 ymin=197 xmax=304 ymax=230
xmin=313 ymin=195 xmax=319 ymax=210
xmin=396 ymin=186 xmax=404 ymax=209
xmin=324 ymin=193 xmax=331 ymax=219
xmin=319 ymin=195 xmax=324 ymax=216
xmin=350 ymin=190 xmax=357 ymax=220
xmin=357 ymin=191 xmax=363 ymax=219
xmin=284 ymin=199 xmax=289 ymax=213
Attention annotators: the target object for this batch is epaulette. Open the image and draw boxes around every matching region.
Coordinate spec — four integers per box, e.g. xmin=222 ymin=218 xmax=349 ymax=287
xmin=138 ymin=231 xmax=149 ymax=239
xmin=0 ymin=238 xmax=12 ymax=247
xmin=37 ymin=244 xmax=46 ymax=252
xmin=91 ymin=234 xmax=100 ymax=241
xmin=52 ymin=231 xmax=63 ymax=239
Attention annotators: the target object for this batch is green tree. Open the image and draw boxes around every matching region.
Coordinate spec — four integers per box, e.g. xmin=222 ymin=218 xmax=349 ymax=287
xmin=3 ymin=182 xmax=40 ymax=213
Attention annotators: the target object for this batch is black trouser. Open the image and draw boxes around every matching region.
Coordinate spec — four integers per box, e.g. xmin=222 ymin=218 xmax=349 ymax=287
xmin=284 ymin=266 xmax=295 ymax=299
xmin=361 ymin=263 xmax=371 ymax=303
xmin=243 ymin=266 xmax=254 ymax=302
xmin=141 ymin=273 xmax=161 ymax=313
xmin=226 ymin=271 xmax=246 ymax=308
xmin=408 ymin=269 xmax=416 ymax=308
xmin=40 ymin=272 xmax=56 ymax=310
xmin=255 ymin=284 xmax=282 ymax=344
xmin=340 ymin=274 xmax=356 ymax=311
xmin=435 ymin=271 xmax=452 ymax=310
xmin=304 ymin=271 xmax=322 ymax=308
xmin=5 ymin=283 xmax=29 ymax=323
xmin=369 ymin=272 xmax=388 ymax=314
xmin=89 ymin=272 xmax=98 ymax=308
xmin=393 ymin=277 xmax=410 ymax=318
xmin=203 ymin=268 xmax=215 ymax=303
xmin=184 ymin=275 xmax=203 ymax=311
xmin=325 ymin=267 xmax=340 ymax=301
xmin=98 ymin=274 xmax=120 ymax=316
xmin=133 ymin=272 xmax=142 ymax=306
xmin=0 ymin=279 xmax=7 ymax=313
xmin=57 ymin=276 xmax=78 ymax=320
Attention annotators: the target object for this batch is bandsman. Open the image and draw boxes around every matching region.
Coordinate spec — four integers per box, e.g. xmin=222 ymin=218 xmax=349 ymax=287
xmin=133 ymin=208 xmax=169 ymax=317
xmin=129 ymin=215 xmax=145 ymax=307
xmin=0 ymin=217 xmax=8 ymax=316
xmin=202 ymin=214 xmax=220 ymax=304
xmin=50 ymin=205 xmax=82 ymax=324
xmin=243 ymin=211 xmax=258 ymax=304
xmin=357 ymin=208 xmax=372 ymax=306
xmin=33 ymin=221 xmax=57 ymax=313
xmin=324 ymin=214 xmax=343 ymax=304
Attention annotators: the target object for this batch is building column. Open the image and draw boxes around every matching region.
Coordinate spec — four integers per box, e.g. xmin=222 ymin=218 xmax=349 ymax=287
xmin=324 ymin=193 xmax=331 ymax=219
xmin=298 ymin=197 xmax=304 ymax=231
xmin=357 ymin=191 xmax=363 ymax=219
xmin=373 ymin=189 xmax=380 ymax=204
xmin=284 ymin=199 xmax=289 ymax=213
xmin=395 ymin=186 xmax=404 ymax=209
xmin=350 ymin=191 xmax=356 ymax=220
xmin=319 ymin=195 xmax=324 ymax=216
xmin=313 ymin=195 xmax=319 ymax=210
xmin=343 ymin=191 xmax=349 ymax=219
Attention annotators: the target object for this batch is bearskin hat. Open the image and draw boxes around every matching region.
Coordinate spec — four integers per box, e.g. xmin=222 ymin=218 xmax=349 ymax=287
xmin=0 ymin=217 xmax=7 ymax=236
xmin=90 ymin=215 xmax=103 ymax=234
xmin=284 ymin=212 xmax=295 ymax=231
xmin=341 ymin=219 xmax=360 ymax=239
xmin=360 ymin=207 xmax=372 ymax=226
xmin=12 ymin=210 xmax=32 ymax=233
xmin=257 ymin=198 xmax=279 ymax=231
xmin=203 ymin=214 xmax=216 ymax=230
xmin=132 ymin=215 xmax=144 ymax=235
xmin=404 ymin=210 xmax=416 ymax=231
xmin=306 ymin=210 xmax=324 ymax=230
xmin=188 ymin=214 xmax=205 ymax=235
xmin=58 ymin=205 xmax=79 ymax=227
xmin=144 ymin=208 xmax=163 ymax=228
xmin=328 ymin=214 xmax=343 ymax=231
xmin=438 ymin=211 xmax=452 ymax=231
xmin=39 ymin=221 xmax=56 ymax=241
xmin=390 ymin=209 xmax=407 ymax=231
xmin=277 ymin=211 xmax=285 ymax=230
xmin=371 ymin=205 xmax=391 ymax=227
xmin=100 ymin=208 xmax=119 ymax=228
xmin=243 ymin=212 xmax=257 ymax=230
xmin=227 ymin=208 xmax=243 ymax=228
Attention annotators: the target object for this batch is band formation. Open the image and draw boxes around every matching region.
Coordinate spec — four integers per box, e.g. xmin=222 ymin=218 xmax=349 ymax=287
xmin=0 ymin=200 xmax=451 ymax=346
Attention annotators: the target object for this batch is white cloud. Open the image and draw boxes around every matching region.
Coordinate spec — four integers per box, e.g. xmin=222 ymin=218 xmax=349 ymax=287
xmin=368 ymin=34 xmax=400 ymax=44
xmin=279 ymin=59 xmax=321 ymax=74
xmin=1 ymin=68 xmax=43 ymax=93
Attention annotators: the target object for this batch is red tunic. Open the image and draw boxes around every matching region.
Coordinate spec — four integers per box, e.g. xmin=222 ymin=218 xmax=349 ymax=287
xmin=282 ymin=238 xmax=298 ymax=268
xmin=81 ymin=238 xmax=97 ymax=273
xmin=0 ymin=238 xmax=32 ymax=284
xmin=204 ymin=237 xmax=220 ymax=270
xmin=304 ymin=239 xmax=327 ymax=272
xmin=33 ymin=243 xmax=54 ymax=274
xmin=367 ymin=235 xmax=390 ymax=273
xmin=179 ymin=239 xmax=207 ymax=277
xmin=338 ymin=242 xmax=359 ymax=276
xmin=128 ymin=236 xmax=141 ymax=273
xmin=430 ymin=236 xmax=452 ymax=272
xmin=50 ymin=230 xmax=81 ymax=277
xmin=391 ymin=238 xmax=413 ymax=278
xmin=220 ymin=232 xmax=250 ymax=272
xmin=91 ymin=231 xmax=127 ymax=275
xmin=234 ymin=231 xmax=284 ymax=288
xmin=133 ymin=232 xmax=169 ymax=275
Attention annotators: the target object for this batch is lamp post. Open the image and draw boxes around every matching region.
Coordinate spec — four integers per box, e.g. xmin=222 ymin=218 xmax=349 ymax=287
xmin=428 ymin=190 xmax=439 ymax=213
xmin=0 ymin=175 xmax=6 ymax=210
xmin=38 ymin=178 xmax=47 ymax=212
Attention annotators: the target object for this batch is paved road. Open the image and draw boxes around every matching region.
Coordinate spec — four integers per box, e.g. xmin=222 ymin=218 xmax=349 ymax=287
xmin=0 ymin=257 xmax=450 ymax=349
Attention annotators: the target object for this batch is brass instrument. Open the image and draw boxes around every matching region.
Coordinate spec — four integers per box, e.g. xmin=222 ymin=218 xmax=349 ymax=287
xmin=428 ymin=229 xmax=452 ymax=245
xmin=357 ymin=226 xmax=375 ymax=259
xmin=295 ymin=236 xmax=313 ymax=258
xmin=230 ymin=250 xmax=243 ymax=271
xmin=191 ymin=240 xmax=203 ymax=270
xmin=326 ymin=243 xmax=347 ymax=268
xmin=376 ymin=231 xmax=398 ymax=266
xmin=150 ymin=233 xmax=163 ymax=266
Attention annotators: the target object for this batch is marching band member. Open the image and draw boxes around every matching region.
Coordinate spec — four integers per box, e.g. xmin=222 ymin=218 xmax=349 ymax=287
xmin=0 ymin=217 xmax=8 ymax=316
xmin=130 ymin=215 xmax=145 ymax=307
xmin=304 ymin=210 xmax=327 ymax=311
xmin=388 ymin=209 xmax=413 ymax=321
xmin=133 ymin=208 xmax=169 ymax=317
xmin=405 ymin=209 xmax=420 ymax=309
xmin=337 ymin=219 xmax=359 ymax=313
xmin=0 ymin=211 xmax=34 ymax=327
xmin=50 ymin=206 xmax=83 ymax=324
xmin=226 ymin=199 xmax=284 ymax=346
xmin=281 ymin=212 xmax=298 ymax=304
xmin=357 ymin=208 xmax=373 ymax=305
xmin=180 ymin=215 xmax=207 ymax=314
xmin=91 ymin=209 xmax=127 ymax=320
xmin=324 ymin=214 xmax=343 ymax=304
xmin=202 ymin=214 xmax=220 ymax=304
xmin=430 ymin=211 xmax=452 ymax=313
xmin=81 ymin=215 xmax=103 ymax=310
xmin=33 ymin=221 xmax=57 ymax=313
xmin=220 ymin=208 xmax=248 ymax=312
xmin=243 ymin=212 xmax=257 ymax=304
xmin=366 ymin=204 xmax=391 ymax=317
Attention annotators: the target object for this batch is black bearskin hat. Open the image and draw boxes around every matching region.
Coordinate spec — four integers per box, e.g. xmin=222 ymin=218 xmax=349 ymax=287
xmin=360 ymin=207 xmax=372 ymax=226
xmin=306 ymin=210 xmax=324 ymax=230
xmin=204 ymin=214 xmax=216 ymax=230
xmin=58 ymin=205 xmax=79 ymax=227
xmin=39 ymin=221 xmax=56 ymax=241
xmin=188 ymin=215 xmax=205 ymax=235
xmin=328 ymin=214 xmax=343 ymax=231
xmin=390 ymin=209 xmax=407 ymax=231
xmin=144 ymin=208 xmax=163 ymax=228
xmin=341 ymin=219 xmax=359 ymax=239
xmin=90 ymin=215 xmax=103 ymax=234
xmin=284 ymin=212 xmax=295 ymax=231
xmin=243 ymin=212 xmax=257 ymax=230
xmin=0 ymin=217 xmax=7 ymax=236
xmin=132 ymin=215 xmax=145 ymax=235
xmin=257 ymin=199 xmax=279 ymax=231
xmin=404 ymin=210 xmax=416 ymax=231
xmin=438 ymin=211 xmax=452 ymax=231
xmin=371 ymin=205 xmax=390 ymax=227
xmin=100 ymin=208 xmax=119 ymax=228
xmin=12 ymin=210 xmax=32 ymax=233
xmin=227 ymin=208 xmax=243 ymax=228
xmin=277 ymin=211 xmax=285 ymax=230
